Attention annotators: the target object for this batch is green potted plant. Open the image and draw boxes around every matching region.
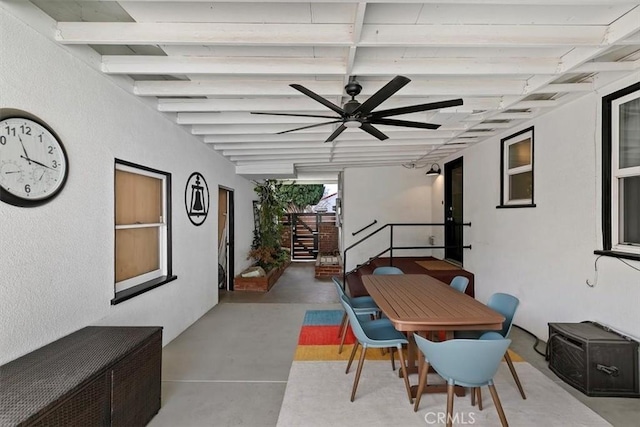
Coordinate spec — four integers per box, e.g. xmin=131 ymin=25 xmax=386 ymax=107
xmin=235 ymin=180 xmax=290 ymax=291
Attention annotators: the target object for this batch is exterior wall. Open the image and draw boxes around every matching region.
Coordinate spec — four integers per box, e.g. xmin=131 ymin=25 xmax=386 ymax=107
xmin=433 ymin=72 xmax=640 ymax=341
xmin=0 ymin=8 xmax=254 ymax=364
xmin=342 ymin=166 xmax=433 ymax=271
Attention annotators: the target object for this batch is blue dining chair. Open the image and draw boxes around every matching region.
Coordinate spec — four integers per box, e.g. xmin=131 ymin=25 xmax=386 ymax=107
xmin=450 ymin=276 xmax=469 ymax=293
xmin=412 ymin=334 xmax=511 ymax=427
xmin=332 ymin=277 xmax=380 ymax=354
xmin=372 ymin=266 xmax=404 ymax=275
xmin=483 ymin=293 xmax=525 ymax=400
xmin=340 ymin=294 xmax=413 ymax=403
xmin=455 ymin=292 xmax=525 ymax=399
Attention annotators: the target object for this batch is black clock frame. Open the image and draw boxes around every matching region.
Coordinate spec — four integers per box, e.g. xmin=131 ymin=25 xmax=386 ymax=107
xmin=0 ymin=111 xmax=69 ymax=208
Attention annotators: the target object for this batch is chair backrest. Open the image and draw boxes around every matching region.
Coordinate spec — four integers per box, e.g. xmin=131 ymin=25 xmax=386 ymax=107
xmin=450 ymin=276 xmax=469 ymax=293
xmin=413 ymin=334 xmax=511 ymax=387
xmin=339 ymin=294 xmax=370 ymax=344
xmin=487 ymin=293 xmax=519 ymax=338
xmin=332 ymin=276 xmax=346 ymax=299
xmin=373 ymin=266 xmax=404 ymax=275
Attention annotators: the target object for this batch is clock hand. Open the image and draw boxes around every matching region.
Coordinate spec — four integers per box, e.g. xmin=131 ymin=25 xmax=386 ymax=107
xmin=18 ymin=135 xmax=31 ymax=165
xmin=19 ymin=155 xmax=56 ymax=171
xmin=5 ymin=171 xmax=21 ymax=174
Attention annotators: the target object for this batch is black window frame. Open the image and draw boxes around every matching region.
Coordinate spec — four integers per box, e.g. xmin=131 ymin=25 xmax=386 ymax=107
xmin=596 ymin=81 xmax=640 ymax=261
xmin=112 ymin=159 xmax=177 ymax=304
xmin=497 ymin=126 xmax=536 ymax=209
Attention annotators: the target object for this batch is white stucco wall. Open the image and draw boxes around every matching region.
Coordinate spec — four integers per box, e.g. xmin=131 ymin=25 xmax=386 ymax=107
xmin=0 ymin=8 xmax=255 ymax=364
xmin=434 ymin=72 xmax=640 ymax=341
xmin=342 ymin=166 xmax=433 ymax=271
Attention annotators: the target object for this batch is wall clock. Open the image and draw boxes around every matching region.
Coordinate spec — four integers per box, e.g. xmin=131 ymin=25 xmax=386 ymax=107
xmin=0 ymin=114 xmax=69 ymax=207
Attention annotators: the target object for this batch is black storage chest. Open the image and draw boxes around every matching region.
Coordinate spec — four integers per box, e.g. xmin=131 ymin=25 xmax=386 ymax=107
xmin=548 ymin=322 xmax=639 ymax=398
xmin=0 ymin=326 xmax=163 ymax=426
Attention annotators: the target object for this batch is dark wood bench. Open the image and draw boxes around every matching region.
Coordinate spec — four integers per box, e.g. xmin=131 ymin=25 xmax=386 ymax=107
xmin=0 ymin=326 xmax=162 ymax=426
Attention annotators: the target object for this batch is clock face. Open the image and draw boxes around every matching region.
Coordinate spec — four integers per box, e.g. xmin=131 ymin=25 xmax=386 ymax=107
xmin=0 ymin=116 xmax=69 ymax=207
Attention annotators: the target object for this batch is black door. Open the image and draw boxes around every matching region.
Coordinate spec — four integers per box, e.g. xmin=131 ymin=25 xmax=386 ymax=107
xmin=444 ymin=157 xmax=464 ymax=264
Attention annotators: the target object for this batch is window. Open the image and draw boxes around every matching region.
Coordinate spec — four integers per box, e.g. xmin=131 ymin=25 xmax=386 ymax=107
xmin=498 ymin=127 xmax=535 ymax=208
xmin=113 ymin=160 xmax=175 ymax=304
xmin=599 ymin=83 xmax=640 ymax=259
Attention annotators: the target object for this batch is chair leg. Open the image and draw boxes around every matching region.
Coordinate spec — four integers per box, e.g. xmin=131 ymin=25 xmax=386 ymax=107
xmin=390 ymin=346 xmax=396 ymax=371
xmin=488 ymin=383 xmax=509 ymax=427
xmin=477 ymin=387 xmax=483 ymax=411
xmin=471 ymin=387 xmax=476 ymax=406
xmin=338 ymin=313 xmax=347 ymax=337
xmin=413 ymin=359 xmax=429 ymax=412
xmin=446 ymin=383 xmax=455 ymax=427
xmin=504 ymin=351 xmax=526 ymax=399
xmin=338 ymin=318 xmax=350 ymax=354
xmin=346 ymin=341 xmax=359 ymax=374
xmin=396 ymin=344 xmax=413 ymax=404
xmin=350 ymin=345 xmax=368 ymax=402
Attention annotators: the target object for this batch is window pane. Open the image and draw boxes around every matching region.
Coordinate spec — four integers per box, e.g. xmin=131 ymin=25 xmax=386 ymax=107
xmin=619 ymin=97 xmax=640 ymax=169
xmin=115 ymin=170 xmax=162 ymax=225
xmin=620 ymin=176 xmax=640 ymax=245
xmin=508 ymin=139 xmax=531 ymax=169
xmin=509 ymin=171 xmax=532 ymax=201
xmin=115 ymin=228 xmax=160 ymax=282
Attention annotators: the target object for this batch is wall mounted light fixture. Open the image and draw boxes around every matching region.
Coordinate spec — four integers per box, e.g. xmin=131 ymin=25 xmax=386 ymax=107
xmin=425 ymin=164 xmax=441 ymax=176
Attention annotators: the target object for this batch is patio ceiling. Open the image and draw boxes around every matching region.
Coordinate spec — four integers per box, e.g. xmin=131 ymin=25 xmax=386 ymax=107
xmin=30 ymin=0 xmax=640 ymax=180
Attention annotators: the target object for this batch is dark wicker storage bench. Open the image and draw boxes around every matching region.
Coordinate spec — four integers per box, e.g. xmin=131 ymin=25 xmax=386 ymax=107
xmin=0 ymin=326 xmax=162 ymax=426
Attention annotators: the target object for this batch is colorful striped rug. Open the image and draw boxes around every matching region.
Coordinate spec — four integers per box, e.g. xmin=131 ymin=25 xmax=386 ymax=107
xmin=294 ymin=309 xmax=523 ymax=362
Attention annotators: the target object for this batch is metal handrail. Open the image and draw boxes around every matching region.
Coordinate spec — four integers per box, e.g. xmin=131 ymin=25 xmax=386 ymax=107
xmin=352 ymin=219 xmax=378 ymax=236
xmin=341 ymin=222 xmax=472 ymax=289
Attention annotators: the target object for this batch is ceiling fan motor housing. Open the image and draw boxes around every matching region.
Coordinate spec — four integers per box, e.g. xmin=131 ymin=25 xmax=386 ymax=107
xmin=344 ymin=78 xmax=362 ymax=98
xmin=343 ymin=99 xmax=361 ymax=116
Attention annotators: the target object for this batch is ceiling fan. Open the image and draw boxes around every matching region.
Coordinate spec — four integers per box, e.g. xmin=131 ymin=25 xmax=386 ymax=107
xmin=251 ymin=75 xmax=463 ymax=143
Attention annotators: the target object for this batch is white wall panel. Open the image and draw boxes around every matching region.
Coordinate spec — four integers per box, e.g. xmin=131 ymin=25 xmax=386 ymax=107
xmin=434 ymin=71 xmax=640 ymax=341
xmin=0 ymin=9 xmax=254 ymax=364
xmin=342 ymin=166 xmax=433 ymax=271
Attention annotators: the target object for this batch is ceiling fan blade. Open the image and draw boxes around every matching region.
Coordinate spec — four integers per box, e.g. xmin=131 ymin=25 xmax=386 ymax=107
xmin=290 ymin=84 xmax=345 ymax=115
xmin=353 ymin=75 xmax=411 ymax=116
xmin=325 ymin=124 xmax=346 ymax=143
xmin=370 ymin=98 xmax=464 ymax=118
xmin=370 ymin=118 xmax=440 ymax=130
xmin=251 ymin=112 xmax=341 ymax=119
xmin=360 ymin=123 xmax=389 ymax=140
xmin=277 ymin=120 xmax=343 ymax=135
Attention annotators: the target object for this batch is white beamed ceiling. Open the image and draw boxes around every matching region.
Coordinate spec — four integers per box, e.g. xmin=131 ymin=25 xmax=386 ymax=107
xmin=31 ymin=0 xmax=640 ymax=179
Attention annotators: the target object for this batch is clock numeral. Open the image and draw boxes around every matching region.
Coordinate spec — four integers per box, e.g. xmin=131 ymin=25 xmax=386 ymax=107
xmin=52 ymin=160 xmax=58 ymax=168
xmin=38 ymin=134 xmax=44 ymax=143
xmin=24 ymin=184 xmax=31 ymax=194
xmin=20 ymin=125 xmax=32 ymax=135
xmin=5 ymin=126 xmax=16 ymax=137
xmin=48 ymin=146 xmax=54 ymax=154
xmin=0 ymin=136 xmax=6 ymax=145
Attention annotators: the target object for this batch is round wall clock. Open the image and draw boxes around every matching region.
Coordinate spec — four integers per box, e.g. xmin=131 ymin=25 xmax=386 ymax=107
xmin=0 ymin=114 xmax=69 ymax=207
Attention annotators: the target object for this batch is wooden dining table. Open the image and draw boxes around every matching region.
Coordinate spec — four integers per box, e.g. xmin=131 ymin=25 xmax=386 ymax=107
xmin=362 ymin=273 xmax=505 ymax=397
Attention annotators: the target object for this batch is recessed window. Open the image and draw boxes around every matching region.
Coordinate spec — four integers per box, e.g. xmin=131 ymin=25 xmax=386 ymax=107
xmin=113 ymin=160 xmax=176 ymax=304
xmin=498 ymin=127 xmax=535 ymax=208
xmin=599 ymin=83 xmax=640 ymax=259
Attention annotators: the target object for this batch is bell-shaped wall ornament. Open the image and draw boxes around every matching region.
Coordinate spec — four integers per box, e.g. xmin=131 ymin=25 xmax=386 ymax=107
xmin=185 ymin=172 xmax=209 ymax=226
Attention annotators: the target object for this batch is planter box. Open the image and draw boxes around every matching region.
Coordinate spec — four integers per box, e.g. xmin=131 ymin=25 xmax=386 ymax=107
xmin=315 ymin=254 xmax=342 ymax=279
xmin=234 ymin=261 xmax=290 ymax=292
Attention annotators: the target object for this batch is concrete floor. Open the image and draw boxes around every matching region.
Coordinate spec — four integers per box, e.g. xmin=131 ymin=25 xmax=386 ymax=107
xmin=149 ymin=262 xmax=639 ymax=427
